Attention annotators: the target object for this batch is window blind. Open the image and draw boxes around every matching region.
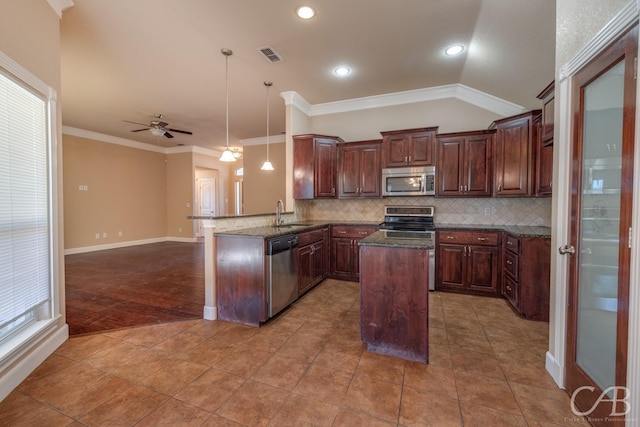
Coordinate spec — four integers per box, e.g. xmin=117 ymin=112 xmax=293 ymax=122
xmin=0 ymin=71 xmax=51 ymax=340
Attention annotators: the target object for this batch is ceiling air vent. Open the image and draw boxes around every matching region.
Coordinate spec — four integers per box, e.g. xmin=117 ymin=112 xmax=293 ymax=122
xmin=257 ymin=46 xmax=283 ymax=63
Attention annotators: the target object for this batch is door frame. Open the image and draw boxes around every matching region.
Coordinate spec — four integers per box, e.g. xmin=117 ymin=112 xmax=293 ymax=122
xmin=549 ymin=2 xmax=640 ymax=423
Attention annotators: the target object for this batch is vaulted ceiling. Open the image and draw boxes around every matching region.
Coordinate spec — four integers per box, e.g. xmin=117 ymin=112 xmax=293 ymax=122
xmin=60 ymin=0 xmax=555 ymax=151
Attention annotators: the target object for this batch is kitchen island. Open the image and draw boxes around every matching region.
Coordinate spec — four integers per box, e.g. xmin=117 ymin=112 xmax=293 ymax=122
xmin=358 ymin=231 xmax=433 ymax=363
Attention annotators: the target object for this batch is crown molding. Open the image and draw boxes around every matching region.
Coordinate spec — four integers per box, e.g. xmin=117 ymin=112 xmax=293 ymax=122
xmin=282 ymin=83 xmax=525 ymax=118
xmin=47 ymin=0 xmax=74 ymax=18
xmin=240 ymin=134 xmax=286 ymax=146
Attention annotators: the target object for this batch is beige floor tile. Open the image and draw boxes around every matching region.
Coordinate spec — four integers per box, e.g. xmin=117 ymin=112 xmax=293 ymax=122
xmin=17 ymin=353 xmax=76 ymax=387
xmin=138 ymin=357 xmax=209 ymax=395
xmin=500 ymin=358 xmax=560 ymax=390
xmin=174 ymin=367 xmax=246 ymax=412
xmin=454 ymin=370 xmax=521 ymax=415
xmin=460 ymin=401 xmax=528 ymax=426
xmin=355 ymin=350 xmax=406 ymax=384
xmin=82 ymin=339 xmax=149 ymax=371
xmin=111 ymin=321 xmax=196 ymax=348
xmin=294 ymin=364 xmax=353 ymax=405
xmin=511 ymin=382 xmax=592 ymax=426
xmin=151 ymin=331 xmax=209 ymax=354
xmin=78 ymin=384 xmax=169 ymax=425
xmin=450 ymin=347 xmax=505 ymax=379
xmin=214 ymin=346 xmax=272 ymax=378
xmin=342 ymin=374 xmax=402 ymax=423
xmin=313 ymin=342 xmax=364 ymax=373
xmin=429 ymin=325 xmax=448 ymax=344
xmin=171 ymin=339 xmax=235 ymax=366
xmin=403 ymin=361 xmax=457 ymax=399
xmin=216 ymin=380 xmax=289 ymax=426
xmin=209 ymin=323 xmax=259 ymax=346
xmin=427 ymin=343 xmax=452 ymax=368
xmin=201 ymin=414 xmax=246 ymax=426
xmin=183 ymin=319 xmax=233 ymax=337
xmin=399 ymin=386 xmax=462 ymax=426
xmin=332 ymin=408 xmax=396 ymax=426
xmin=447 ymin=329 xmax=493 ymax=353
xmin=251 ymin=354 xmax=310 ymax=390
xmin=136 ymin=398 xmax=211 ymax=426
xmin=54 ymin=334 xmax=121 ymax=361
xmin=0 ymin=391 xmax=75 ymax=426
xmin=267 ymin=394 xmax=340 ymax=426
xmin=276 ymin=331 xmax=326 ymax=363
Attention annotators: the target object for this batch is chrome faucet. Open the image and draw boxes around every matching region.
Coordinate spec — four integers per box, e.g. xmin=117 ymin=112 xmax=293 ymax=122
xmin=275 ymin=199 xmax=284 ymax=226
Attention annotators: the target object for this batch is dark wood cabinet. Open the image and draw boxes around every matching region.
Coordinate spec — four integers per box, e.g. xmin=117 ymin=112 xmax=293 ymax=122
xmin=380 ymin=127 xmax=438 ymax=168
xmin=501 ymin=232 xmax=551 ymax=321
xmin=330 ymin=225 xmax=377 ymax=281
xmin=436 ymin=230 xmax=500 ymax=296
xmin=338 ymin=140 xmax=382 ymax=198
xmin=436 ymin=130 xmax=495 ymax=197
xmin=536 ymin=82 xmax=554 ymax=196
xmin=297 ymin=228 xmax=328 ymax=295
xmin=360 ymin=244 xmax=429 ymax=363
xmin=293 ymin=134 xmax=342 ymax=199
xmin=493 ymin=110 xmax=541 ymax=197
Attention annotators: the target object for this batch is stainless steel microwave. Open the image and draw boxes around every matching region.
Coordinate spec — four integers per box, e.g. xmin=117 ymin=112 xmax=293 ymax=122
xmin=382 ymin=166 xmax=436 ymax=196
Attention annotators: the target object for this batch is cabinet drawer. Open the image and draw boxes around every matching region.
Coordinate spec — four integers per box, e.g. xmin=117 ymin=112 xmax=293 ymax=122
xmin=438 ymin=230 xmax=499 ymax=246
xmin=331 ymin=225 xmax=377 ymax=239
xmin=503 ymin=251 xmax=519 ymax=280
xmin=503 ymin=274 xmax=519 ymax=308
xmin=504 ymin=234 xmax=520 ymax=254
xmin=297 ymin=228 xmax=324 ymax=246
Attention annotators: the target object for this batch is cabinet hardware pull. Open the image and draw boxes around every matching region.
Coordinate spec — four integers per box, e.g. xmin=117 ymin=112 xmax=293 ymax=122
xmin=506 ymin=285 xmax=512 ymax=291
xmin=477 ymin=237 xmax=488 ymax=241
xmin=507 ymin=260 xmax=512 ymax=265
xmin=498 ymin=184 xmax=502 ymax=192
xmin=446 ymin=236 xmax=455 ymax=239
xmin=359 ymin=231 xmax=368 ymax=235
xmin=408 ymin=156 xmax=411 ymax=162
xmin=338 ymin=231 xmax=346 ymax=234
xmin=507 ymin=241 xmax=513 ymax=246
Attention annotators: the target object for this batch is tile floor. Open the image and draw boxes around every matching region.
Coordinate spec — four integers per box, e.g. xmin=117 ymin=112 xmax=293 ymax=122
xmin=1 ymin=279 xmax=590 ymax=426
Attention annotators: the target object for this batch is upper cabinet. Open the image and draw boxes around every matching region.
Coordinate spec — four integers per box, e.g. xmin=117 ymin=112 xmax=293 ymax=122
xmin=338 ymin=140 xmax=382 ymax=199
xmin=294 ymin=134 xmax=342 ymax=199
xmin=380 ymin=127 xmax=438 ymax=168
xmin=493 ymin=110 xmax=541 ymax=197
xmin=535 ymin=81 xmax=554 ymax=196
xmin=436 ymin=129 xmax=495 ymax=197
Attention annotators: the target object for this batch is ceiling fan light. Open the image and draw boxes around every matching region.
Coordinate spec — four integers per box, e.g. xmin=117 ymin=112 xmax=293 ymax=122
xmin=296 ymin=6 xmax=315 ymax=19
xmin=150 ymin=127 xmax=165 ymax=137
xmin=445 ymin=44 xmax=464 ymax=56
xmin=220 ymin=148 xmax=237 ymax=162
xmin=261 ymin=160 xmax=274 ymax=171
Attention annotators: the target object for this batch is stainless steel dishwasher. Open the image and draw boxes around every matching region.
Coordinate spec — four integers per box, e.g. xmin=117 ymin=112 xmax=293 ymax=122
xmin=266 ymin=234 xmax=299 ymax=317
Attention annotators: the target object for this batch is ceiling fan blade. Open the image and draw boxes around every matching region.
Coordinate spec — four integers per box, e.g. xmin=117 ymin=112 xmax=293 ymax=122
xmin=131 ymin=128 xmax=150 ymax=132
xmin=167 ymin=128 xmax=192 ymax=135
xmin=122 ymin=120 xmax=150 ymax=127
xmin=164 ymin=132 xmax=174 ymax=138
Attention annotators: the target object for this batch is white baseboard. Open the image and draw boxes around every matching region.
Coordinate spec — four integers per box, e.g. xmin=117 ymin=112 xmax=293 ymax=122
xmin=64 ymin=236 xmax=197 ymax=255
xmin=546 ymin=351 xmax=565 ymax=389
xmin=203 ymin=305 xmax=217 ymax=320
xmin=0 ymin=324 xmax=69 ymax=402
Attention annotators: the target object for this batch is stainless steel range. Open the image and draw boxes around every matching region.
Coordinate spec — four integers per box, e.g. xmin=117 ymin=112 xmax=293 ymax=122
xmin=379 ymin=205 xmax=436 ymax=290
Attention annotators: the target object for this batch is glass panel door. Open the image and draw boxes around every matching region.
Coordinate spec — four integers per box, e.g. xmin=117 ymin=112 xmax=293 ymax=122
xmin=576 ymin=60 xmax=624 ymax=391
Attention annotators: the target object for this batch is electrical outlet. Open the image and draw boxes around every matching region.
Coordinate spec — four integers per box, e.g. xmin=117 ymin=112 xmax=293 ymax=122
xmin=118 ymin=231 xmax=123 ymax=237
xmin=95 ymin=233 xmax=100 ymax=239
xmin=178 ymin=227 xmax=182 ymax=233
xmin=484 ymin=207 xmax=492 ymax=216
xmin=102 ymin=232 xmax=107 ymax=238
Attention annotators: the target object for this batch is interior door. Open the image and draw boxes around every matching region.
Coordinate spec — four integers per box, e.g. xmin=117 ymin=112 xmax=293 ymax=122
xmin=563 ymin=26 xmax=636 ymax=424
xmin=198 ymin=177 xmax=216 ymax=236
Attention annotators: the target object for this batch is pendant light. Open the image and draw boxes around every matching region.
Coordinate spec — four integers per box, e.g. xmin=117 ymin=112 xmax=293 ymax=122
xmin=219 ymin=48 xmax=236 ymax=162
xmin=261 ymin=81 xmax=274 ymax=171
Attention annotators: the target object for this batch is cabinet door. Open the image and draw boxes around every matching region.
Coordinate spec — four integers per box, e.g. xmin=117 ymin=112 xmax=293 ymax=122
xmin=314 ymin=139 xmax=337 ymax=198
xmin=298 ymin=244 xmax=314 ymax=295
xmin=322 ymin=227 xmax=330 ymax=277
xmin=536 ymin=140 xmax=553 ymax=196
xmin=495 ymin=117 xmax=532 ymax=196
xmin=408 ymin=132 xmax=434 ymax=166
xmin=383 ymin=134 xmax=410 ymax=167
xmin=436 ymin=244 xmax=466 ymax=289
xmin=436 ymin=137 xmax=464 ymax=196
xmin=331 ymin=237 xmax=355 ymax=279
xmin=311 ymin=241 xmax=324 ymax=285
xmin=466 ymin=245 xmax=499 ymax=294
xmin=502 ymin=274 xmax=519 ymax=309
xmin=464 ymin=134 xmax=493 ymax=196
xmin=359 ymin=145 xmax=381 ymax=197
xmin=338 ymin=145 xmax=361 ymax=198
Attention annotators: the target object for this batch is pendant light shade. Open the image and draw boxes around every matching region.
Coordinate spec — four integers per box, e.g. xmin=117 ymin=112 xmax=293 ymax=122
xmin=261 ymin=81 xmax=274 ymax=171
xmin=220 ymin=48 xmax=236 ymax=162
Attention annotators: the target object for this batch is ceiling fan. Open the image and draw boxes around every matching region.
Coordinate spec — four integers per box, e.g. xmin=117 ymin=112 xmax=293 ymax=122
xmin=123 ymin=113 xmax=192 ymax=139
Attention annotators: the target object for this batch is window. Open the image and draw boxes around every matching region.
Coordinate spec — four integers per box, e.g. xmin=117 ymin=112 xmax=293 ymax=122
xmin=0 ymin=57 xmax=55 ymax=350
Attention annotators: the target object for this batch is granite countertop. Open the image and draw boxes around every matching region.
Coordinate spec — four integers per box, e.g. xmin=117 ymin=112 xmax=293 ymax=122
xmin=214 ymin=221 xmax=381 ymax=239
xmin=435 ymin=224 xmax=551 ymax=238
xmin=358 ymin=231 xmax=435 ymax=249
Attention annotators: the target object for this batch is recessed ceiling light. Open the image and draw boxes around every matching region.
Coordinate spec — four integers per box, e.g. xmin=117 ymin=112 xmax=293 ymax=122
xmin=334 ymin=66 xmax=351 ymax=76
xmin=296 ymin=6 xmax=315 ymax=19
xmin=445 ymin=44 xmax=464 ymax=56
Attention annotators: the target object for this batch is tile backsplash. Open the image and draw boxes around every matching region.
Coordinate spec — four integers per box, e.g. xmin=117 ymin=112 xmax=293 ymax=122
xmin=296 ymin=197 xmax=551 ymax=227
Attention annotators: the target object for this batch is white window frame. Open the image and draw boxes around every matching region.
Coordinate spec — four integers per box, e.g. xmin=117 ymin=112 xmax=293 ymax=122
xmin=0 ymin=50 xmax=61 ymax=368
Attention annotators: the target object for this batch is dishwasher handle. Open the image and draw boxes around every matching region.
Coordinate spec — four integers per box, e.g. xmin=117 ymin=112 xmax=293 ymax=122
xmin=267 ymin=235 xmax=299 ymax=255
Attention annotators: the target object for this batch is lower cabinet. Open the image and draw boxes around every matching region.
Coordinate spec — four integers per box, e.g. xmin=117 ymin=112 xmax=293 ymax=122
xmin=330 ymin=225 xmax=378 ymax=281
xmin=436 ymin=230 xmax=500 ymax=296
xmin=298 ymin=227 xmax=329 ymax=295
xmin=502 ymin=233 xmax=551 ymax=321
